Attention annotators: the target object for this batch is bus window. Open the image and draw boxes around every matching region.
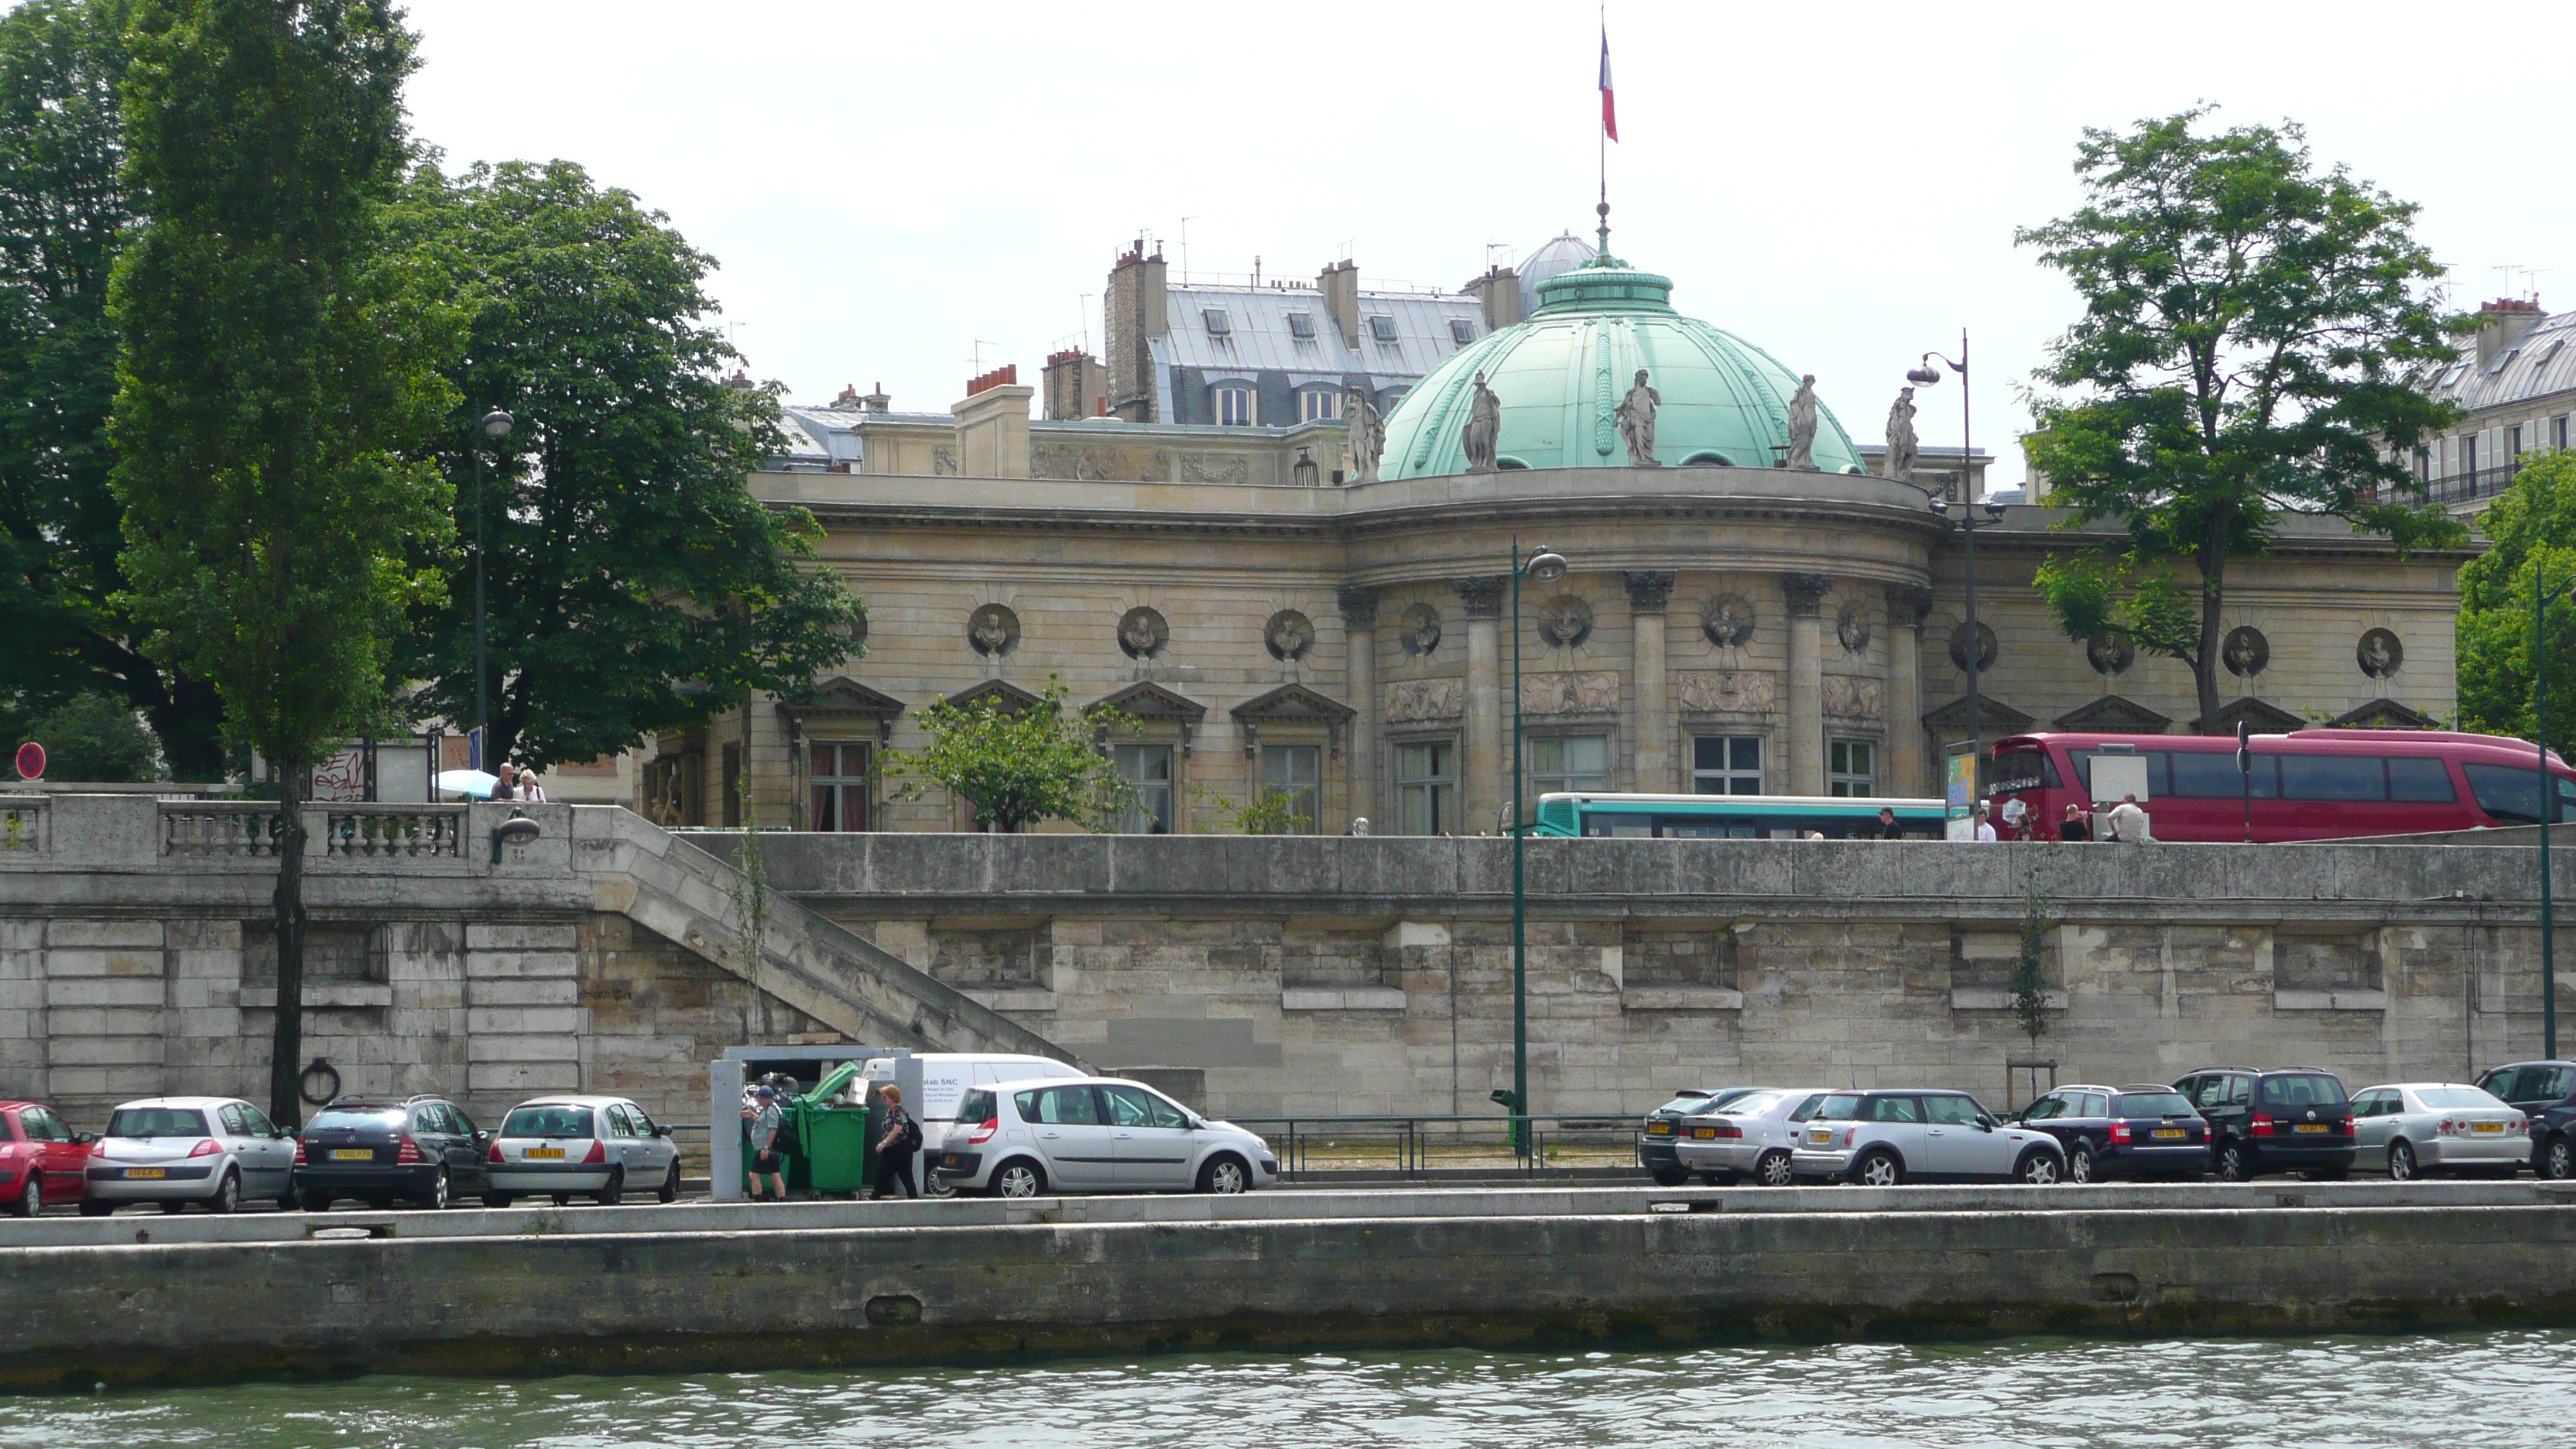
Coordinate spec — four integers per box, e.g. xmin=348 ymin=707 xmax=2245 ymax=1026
xmin=1990 ymin=748 xmax=2058 ymax=793
xmin=2166 ymin=751 xmax=2241 ymax=799
xmin=2281 ymin=755 xmax=2388 ymax=802
xmin=2389 ymin=757 xmax=2458 ymax=803
xmin=2465 ymin=765 xmax=2576 ymax=824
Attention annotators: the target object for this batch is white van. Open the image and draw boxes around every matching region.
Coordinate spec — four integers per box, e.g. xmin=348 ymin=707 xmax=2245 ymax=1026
xmin=862 ymin=1053 xmax=1084 ymax=1170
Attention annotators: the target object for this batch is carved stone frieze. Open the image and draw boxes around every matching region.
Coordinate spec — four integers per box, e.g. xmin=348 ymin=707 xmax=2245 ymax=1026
xmin=1178 ymin=451 xmax=1251 ymax=485
xmin=1821 ymin=675 xmax=1884 ymax=720
xmin=932 ymin=445 xmax=958 ymax=478
xmin=1520 ymin=670 xmax=1619 ymax=716
xmin=1384 ymin=677 xmax=1465 ymax=723
xmin=1676 ymin=670 xmax=1777 ymax=715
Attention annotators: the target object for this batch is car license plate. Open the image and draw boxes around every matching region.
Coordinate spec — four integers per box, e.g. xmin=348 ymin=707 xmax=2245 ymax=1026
xmin=2153 ymin=1128 xmax=2186 ymax=1139
xmin=1645 ymin=1123 xmax=1670 ymax=1136
xmin=2294 ymin=1123 xmax=2328 ymax=1134
xmin=1809 ymin=1129 xmax=1832 ymax=1144
xmin=525 ymin=1146 xmax=565 ymax=1160
xmin=330 ymin=1148 xmax=372 ymax=1160
xmin=1691 ymin=1127 xmax=1717 ymax=1139
xmin=943 ymin=1154 xmax=964 ymax=1167
xmin=2475 ymin=1122 xmax=2505 ymax=1134
xmin=125 ymin=1167 xmax=165 ymax=1179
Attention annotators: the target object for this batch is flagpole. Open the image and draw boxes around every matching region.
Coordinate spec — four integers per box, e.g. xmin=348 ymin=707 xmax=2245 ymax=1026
xmin=1598 ymin=5 xmax=1607 ymax=213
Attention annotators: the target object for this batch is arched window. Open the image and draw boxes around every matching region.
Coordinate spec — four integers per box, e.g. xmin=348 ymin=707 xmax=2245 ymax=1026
xmin=1215 ymin=384 xmax=1255 ymax=426
xmin=1300 ymin=389 xmax=1341 ymax=423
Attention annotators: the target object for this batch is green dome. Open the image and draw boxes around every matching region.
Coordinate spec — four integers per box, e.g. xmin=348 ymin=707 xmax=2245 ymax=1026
xmin=1379 ymin=240 xmax=1864 ymax=479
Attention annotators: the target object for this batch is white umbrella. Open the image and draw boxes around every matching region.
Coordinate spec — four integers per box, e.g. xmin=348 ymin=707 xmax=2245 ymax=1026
xmin=435 ymin=769 xmax=500 ymax=799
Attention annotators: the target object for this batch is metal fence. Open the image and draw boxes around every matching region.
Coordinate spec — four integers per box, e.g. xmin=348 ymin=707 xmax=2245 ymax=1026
xmin=1228 ymin=1114 xmax=1639 ymax=1179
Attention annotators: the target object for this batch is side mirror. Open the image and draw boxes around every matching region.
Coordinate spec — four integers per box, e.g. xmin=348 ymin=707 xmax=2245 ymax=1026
xmin=1975 ymin=1115 xmax=1998 ymax=1131
xmin=654 ymin=1125 xmax=673 ymax=1138
xmin=72 ymin=1132 xmax=94 ymax=1145
xmin=473 ymin=1130 xmax=492 ymax=1144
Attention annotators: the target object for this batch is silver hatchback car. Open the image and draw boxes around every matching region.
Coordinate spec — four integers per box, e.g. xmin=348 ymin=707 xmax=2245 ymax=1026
xmin=483 ymin=1095 xmax=681 ymax=1207
xmin=1673 ymin=1088 xmax=1835 ymax=1186
xmin=933 ymin=1075 xmax=1279 ymax=1197
xmin=81 ymin=1096 xmax=297 ymax=1214
xmin=2352 ymin=1082 xmax=2528 ymax=1180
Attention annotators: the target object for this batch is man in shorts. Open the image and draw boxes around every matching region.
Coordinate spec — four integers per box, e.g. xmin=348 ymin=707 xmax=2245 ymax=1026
xmin=747 ymin=1085 xmax=788 ymax=1201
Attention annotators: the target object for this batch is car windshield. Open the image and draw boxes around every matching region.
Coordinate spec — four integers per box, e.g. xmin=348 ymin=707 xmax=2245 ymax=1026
xmin=2118 ymin=1091 xmax=2197 ymax=1118
xmin=1652 ymin=1093 xmax=1716 ymax=1115
xmin=107 ymin=1108 xmax=207 ymax=1139
xmin=2259 ymin=1074 xmax=2347 ymax=1108
xmin=305 ymin=1108 xmax=404 ymax=1132
xmin=501 ymin=1106 xmax=594 ymax=1138
xmin=955 ymin=1088 xmax=996 ymax=1125
xmin=2485 ymin=1065 xmax=2576 ymax=1101
xmin=2417 ymin=1087 xmax=2506 ymax=1111
xmin=1717 ymin=1091 xmax=1786 ymax=1116
xmin=1813 ymin=1094 xmax=1865 ymax=1122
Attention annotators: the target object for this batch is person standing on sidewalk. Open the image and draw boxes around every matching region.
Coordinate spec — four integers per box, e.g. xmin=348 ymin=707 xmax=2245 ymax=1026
xmin=872 ymin=1084 xmax=921 ymax=1201
xmin=746 ymin=1085 xmax=788 ymax=1201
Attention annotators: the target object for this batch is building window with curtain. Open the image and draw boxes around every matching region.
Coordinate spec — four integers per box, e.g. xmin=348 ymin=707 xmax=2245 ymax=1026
xmin=1300 ymin=390 xmax=1341 ymax=423
xmin=1217 ymin=385 xmax=1255 ymax=426
xmin=809 ymin=741 xmax=872 ymax=831
xmin=1829 ymin=738 xmax=1877 ymax=797
xmin=1258 ymin=744 xmax=1320 ymax=834
xmin=1691 ymin=735 xmax=1763 ymax=794
xmin=1113 ymin=743 xmax=1173 ymax=833
xmin=1396 ymin=739 xmax=1455 ymax=835
xmin=1529 ymin=735 xmax=1611 ymax=796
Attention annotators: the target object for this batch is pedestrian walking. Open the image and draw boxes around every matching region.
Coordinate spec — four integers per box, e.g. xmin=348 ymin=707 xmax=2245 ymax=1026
xmin=1876 ymin=806 xmax=1905 ymax=840
xmin=872 ymin=1084 xmax=921 ymax=1201
xmin=1972 ymin=803 xmax=1999 ymax=842
xmin=2058 ymin=803 xmax=2092 ymax=842
xmin=746 ymin=1085 xmax=788 ymax=1201
xmin=2107 ymin=793 xmax=2153 ymax=844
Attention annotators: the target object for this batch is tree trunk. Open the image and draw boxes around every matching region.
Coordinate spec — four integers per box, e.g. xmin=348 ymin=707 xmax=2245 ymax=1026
xmin=2194 ymin=530 xmax=2230 ymax=734
xmin=268 ymin=772 xmax=310 ymax=1129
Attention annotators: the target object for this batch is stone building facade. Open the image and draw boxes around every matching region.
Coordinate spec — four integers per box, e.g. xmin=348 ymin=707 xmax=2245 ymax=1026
xmin=2412 ymin=297 xmax=2576 ymax=513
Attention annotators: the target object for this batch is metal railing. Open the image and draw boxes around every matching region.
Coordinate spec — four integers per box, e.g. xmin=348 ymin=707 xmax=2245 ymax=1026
xmin=1228 ymin=1114 xmax=1642 ymax=1178
xmin=2424 ymin=465 xmax=2519 ymax=506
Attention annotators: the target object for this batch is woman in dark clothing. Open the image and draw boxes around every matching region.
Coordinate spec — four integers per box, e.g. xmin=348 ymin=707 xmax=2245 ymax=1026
xmin=872 ymin=1084 xmax=920 ymax=1201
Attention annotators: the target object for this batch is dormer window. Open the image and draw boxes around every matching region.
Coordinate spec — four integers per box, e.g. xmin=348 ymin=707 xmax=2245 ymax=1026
xmin=1217 ymin=384 xmax=1255 ymax=426
xmin=1286 ymin=312 xmax=1316 ymax=341
xmin=1368 ymin=315 xmax=1399 ymax=344
xmin=1202 ymin=308 xmax=1232 ymax=337
xmin=1449 ymin=318 xmax=1477 ymax=345
xmin=1300 ymin=390 xmax=1342 ymax=423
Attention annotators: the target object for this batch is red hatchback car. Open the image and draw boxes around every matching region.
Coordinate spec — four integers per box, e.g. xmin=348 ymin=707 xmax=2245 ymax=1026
xmin=0 ymin=1101 xmax=93 ymax=1215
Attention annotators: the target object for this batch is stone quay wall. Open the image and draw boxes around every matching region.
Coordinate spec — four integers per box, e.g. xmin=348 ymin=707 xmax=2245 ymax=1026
xmin=704 ymin=831 xmax=2576 ymax=1122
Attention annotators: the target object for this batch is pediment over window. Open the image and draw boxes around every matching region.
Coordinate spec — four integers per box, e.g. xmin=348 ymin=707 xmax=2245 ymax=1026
xmin=784 ymin=677 xmax=908 ymax=743
xmin=1232 ymin=683 xmax=1357 ymax=758
xmin=1921 ymin=695 xmax=2036 ymax=736
xmin=2053 ymin=694 xmax=2174 ymax=733
xmin=943 ymin=678 xmax=1044 ymax=714
xmin=1091 ymin=681 xmax=1208 ymax=724
xmin=2195 ymin=697 xmax=2305 ymax=736
xmin=2326 ymin=698 xmax=2440 ymax=731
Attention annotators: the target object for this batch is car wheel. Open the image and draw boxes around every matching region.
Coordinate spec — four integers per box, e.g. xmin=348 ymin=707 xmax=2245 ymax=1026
xmin=551 ymin=1193 xmax=572 ymax=1206
xmin=2067 ymin=1148 xmax=2096 ymax=1185
xmin=658 ymin=1160 xmax=681 ymax=1204
xmin=299 ymin=1190 xmax=334 ymax=1213
xmin=2543 ymin=1136 xmax=2576 ymax=1180
xmin=204 ymin=1169 xmax=240 ymax=1215
xmin=1198 ymin=1154 xmax=1250 ymax=1195
xmin=1756 ymin=1149 xmax=1797 ymax=1188
xmin=12 ymin=1174 xmax=38 ymax=1218
xmin=1649 ymin=1164 xmax=1690 ymax=1187
xmin=482 ymin=1193 xmax=513 ymax=1209
xmin=77 ymin=1200 xmax=112 ymax=1217
xmin=417 ymin=1169 xmax=450 ymax=1211
xmin=989 ymin=1160 xmax=1046 ymax=1199
xmin=2215 ymin=1142 xmax=2253 ymax=1182
xmin=2387 ymin=1141 xmax=2419 ymax=1182
xmin=592 ymin=1168 xmax=623 ymax=1208
xmin=2015 ymin=1149 xmax=2064 ymax=1186
xmin=1852 ymin=1149 xmax=1903 ymax=1187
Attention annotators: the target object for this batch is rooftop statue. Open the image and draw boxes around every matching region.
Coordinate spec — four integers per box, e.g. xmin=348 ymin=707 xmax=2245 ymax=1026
xmin=1786 ymin=375 xmax=1820 ymax=471
xmin=1345 ymin=387 xmax=1385 ymax=484
xmin=1615 ymin=368 xmax=1660 ymax=467
xmin=1883 ymin=385 xmax=1920 ymax=484
xmin=1461 ymin=372 xmax=1502 ymax=473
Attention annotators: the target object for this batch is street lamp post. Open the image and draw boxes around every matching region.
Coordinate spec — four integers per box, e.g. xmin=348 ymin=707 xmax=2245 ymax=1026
xmin=2538 ymin=567 xmax=2574 ymax=1060
xmin=1506 ymin=537 xmax=1568 ymax=1163
xmin=1907 ymin=334 xmax=1999 ymax=805
xmin=471 ymin=409 xmax=514 ymax=766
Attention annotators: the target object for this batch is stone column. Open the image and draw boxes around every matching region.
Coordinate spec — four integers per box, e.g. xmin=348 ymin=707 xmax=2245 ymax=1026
xmin=1338 ymin=586 xmax=1380 ymax=831
xmin=1456 ymin=576 xmax=1506 ymax=833
xmin=1624 ymin=570 xmax=1676 ymax=793
xmin=1885 ymin=585 xmax=1933 ymax=796
xmin=1783 ymin=573 xmax=1833 ymax=796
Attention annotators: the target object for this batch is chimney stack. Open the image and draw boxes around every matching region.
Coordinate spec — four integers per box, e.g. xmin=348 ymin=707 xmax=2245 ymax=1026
xmin=861 ymin=382 xmax=890 ymax=413
xmin=2476 ymin=297 xmax=2545 ymax=368
xmin=1043 ymin=348 xmax=1109 ymax=421
xmin=1464 ymin=264 xmax=1523 ymax=332
xmin=1103 ymin=240 xmax=1169 ymax=422
xmin=1318 ymin=258 xmax=1360 ymax=349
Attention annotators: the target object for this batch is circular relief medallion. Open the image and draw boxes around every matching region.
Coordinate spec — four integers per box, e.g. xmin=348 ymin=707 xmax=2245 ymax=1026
xmin=2356 ymin=628 xmax=2403 ymax=680
xmin=2085 ymin=629 xmax=2134 ymax=676
xmin=1399 ymin=602 xmax=1443 ymax=656
xmin=1117 ymin=606 xmax=1170 ymax=659
xmin=2222 ymin=625 xmax=2269 ymax=678
xmin=1537 ymin=594 xmax=1594 ymax=649
xmin=1702 ymin=591 xmax=1756 ymax=649
xmin=1947 ymin=620 xmax=1999 ymax=673
xmin=1264 ymin=609 xmax=1315 ymax=662
xmin=967 ymin=604 xmax=1019 ymax=657
xmin=1834 ymin=599 xmax=1872 ymax=655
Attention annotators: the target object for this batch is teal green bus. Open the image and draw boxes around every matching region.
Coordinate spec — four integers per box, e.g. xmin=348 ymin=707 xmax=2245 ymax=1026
xmin=1530 ymin=793 xmax=1955 ymax=840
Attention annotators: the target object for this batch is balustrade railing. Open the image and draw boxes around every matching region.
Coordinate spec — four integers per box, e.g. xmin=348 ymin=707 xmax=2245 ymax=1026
xmin=0 ymin=799 xmax=44 ymax=855
xmin=156 ymin=803 xmax=469 ymax=858
xmin=322 ymin=807 xmax=463 ymax=858
xmin=159 ymin=803 xmax=291 ymax=858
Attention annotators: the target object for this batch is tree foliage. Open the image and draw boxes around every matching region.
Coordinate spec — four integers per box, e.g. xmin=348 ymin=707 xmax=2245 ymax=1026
xmin=2018 ymin=108 xmax=2465 ymax=730
xmin=110 ymin=0 xmax=455 ymax=1124
xmin=2459 ymin=452 xmax=2576 ymax=745
xmin=0 ymin=0 xmax=228 ymax=778
xmin=2012 ymin=891 xmax=2054 ymax=1050
xmin=25 ymin=690 xmax=158 ymax=781
xmin=888 ymin=683 xmax=1135 ymax=833
xmin=388 ymin=159 xmax=862 ymax=770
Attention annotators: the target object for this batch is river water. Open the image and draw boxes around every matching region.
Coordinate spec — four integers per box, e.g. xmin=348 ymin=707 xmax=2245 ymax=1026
xmin=4 ymin=1331 xmax=2569 ymax=1447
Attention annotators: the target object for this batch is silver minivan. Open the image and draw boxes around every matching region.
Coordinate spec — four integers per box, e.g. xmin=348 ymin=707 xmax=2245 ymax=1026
xmin=933 ymin=1075 xmax=1279 ymax=1197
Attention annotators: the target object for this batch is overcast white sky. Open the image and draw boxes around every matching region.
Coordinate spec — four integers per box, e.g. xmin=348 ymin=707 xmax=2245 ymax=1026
xmin=404 ymin=0 xmax=2574 ymax=488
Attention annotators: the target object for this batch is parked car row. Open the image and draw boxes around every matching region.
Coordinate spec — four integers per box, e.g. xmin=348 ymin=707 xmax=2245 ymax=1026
xmin=1636 ymin=1058 xmax=2576 ymax=1187
xmin=0 ymin=1091 xmax=681 ymax=1216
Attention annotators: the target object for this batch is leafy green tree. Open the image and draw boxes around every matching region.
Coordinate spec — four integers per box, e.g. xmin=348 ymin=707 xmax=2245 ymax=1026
xmin=2019 ymin=108 xmax=2464 ymax=731
xmin=0 ymin=0 xmax=228 ymax=779
xmin=2459 ymin=452 xmax=2576 ymax=745
xmin=388 ymin=159 xmax=861 ymax=771
xmin=25 ymin=690 xmax=159 ymax=781
xmin=888 ymin=683 xmax=1135 ymax=832
xmin=2011 ymin=891 xmax=2054 ymax=1050
xmin=111 ymin=0 xmax=456 ymax=1126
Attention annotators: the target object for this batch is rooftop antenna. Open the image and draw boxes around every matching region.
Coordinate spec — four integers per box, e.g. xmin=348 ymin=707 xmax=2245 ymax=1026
xmin=1485 ymin=242 xmax=1512 ymax=271
xmin=2492 ymin=264 xmax=2525 ymax=301
xmin=2519 ymin=267 xmax=2550 ymax=303
xmin=1078 ymin=294 xmax=1093 ymax=355
xmin=1252 ymin=254 xmax=1262 ymax=287
xmin=1180 ymin=216 xmax=1197 ymax=284
xmin=1337 ymin=238 xmax=1356 ymax=262
xmin=968 ymin=339 xmax=999 ymax=375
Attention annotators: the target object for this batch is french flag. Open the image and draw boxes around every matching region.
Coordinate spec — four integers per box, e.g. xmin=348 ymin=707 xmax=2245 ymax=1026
xmin=1599 ymin=27 xmax=1618 ymax=142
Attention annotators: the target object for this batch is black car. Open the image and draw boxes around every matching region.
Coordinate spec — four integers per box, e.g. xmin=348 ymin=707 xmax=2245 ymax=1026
xmin=2475 ymin=1060 xmax=2576 ymax=1179
xmin=2012 ymin=1083 xmax=2211 ymax=1182
xmin=1637 ymin=1087 xmax=1759 ymax=1186
xmin=295 ymin=1095 xmax=488 ymax=1210
xmin=2170 ymin=1067 xmax=2355 ymax=1181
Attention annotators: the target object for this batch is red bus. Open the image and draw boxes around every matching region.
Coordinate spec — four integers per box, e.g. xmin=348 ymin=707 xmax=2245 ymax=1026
xmin=1986 ymin=730 xmax=2576 ymax=843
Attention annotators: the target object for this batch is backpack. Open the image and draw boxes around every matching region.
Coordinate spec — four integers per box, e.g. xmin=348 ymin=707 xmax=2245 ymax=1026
xmin=899 ymin=1112 xmax=924 ymax=1154
xmin=769 ymin=1111 xmax=802 ymax=1158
